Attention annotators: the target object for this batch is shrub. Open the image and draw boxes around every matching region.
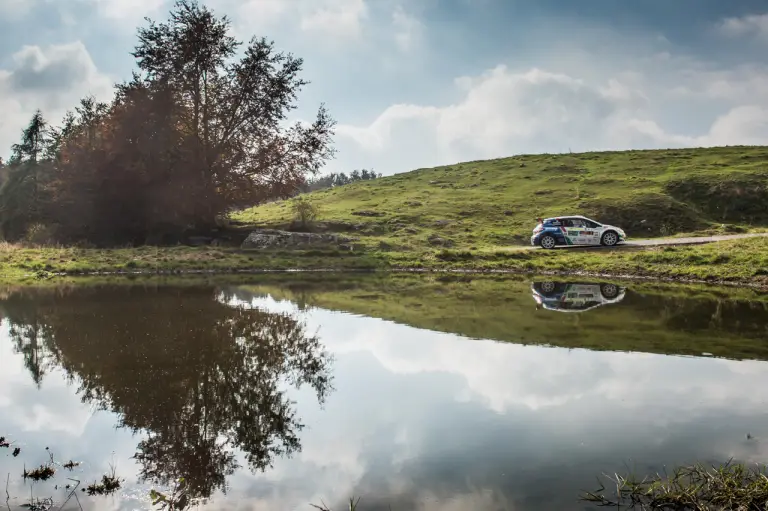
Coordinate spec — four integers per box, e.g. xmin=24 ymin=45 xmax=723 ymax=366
xmin=23 ymin=223 xmax=57 ymax=246
xmin=582 ymin=193 xmax=705 ymax=236
xmin=291 ymin=197 xmax=319 ymax=230
xmin=665 ymin=175 xmax=768 ymax=223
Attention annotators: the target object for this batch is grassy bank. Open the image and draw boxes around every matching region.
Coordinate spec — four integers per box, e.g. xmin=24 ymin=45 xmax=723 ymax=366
xmin=3 ymin=271 xmax=768 ymax=360
xmin=238 ymin=272 xmax=768 ymax=361
xmin=319 ymin=461 xmax=768 ymax=510
xmin=234 ymin=146 xmax=768 ymax=251
xmin=2 ymin=146 xmax=768 ymax=286
xmin=2 ymin=237 xmax=767 ymax=287
xmin=581 ymin=462 xmax=768 ymax=510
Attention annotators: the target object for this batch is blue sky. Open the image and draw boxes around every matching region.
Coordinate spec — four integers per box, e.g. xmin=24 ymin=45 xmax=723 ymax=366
xmin=1 ymin=0 xmax=767 ymax=175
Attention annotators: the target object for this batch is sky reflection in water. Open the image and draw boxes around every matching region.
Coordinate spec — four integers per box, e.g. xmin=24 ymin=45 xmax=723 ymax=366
xmin=1 ymin=280 xmax=768 ymax=510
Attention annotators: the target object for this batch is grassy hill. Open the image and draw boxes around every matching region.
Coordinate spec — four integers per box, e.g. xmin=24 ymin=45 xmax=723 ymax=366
xmin=234 ymin=146 xmax=768 ymax=251
xmin=237 ymin=273 xmax=768 ymax=361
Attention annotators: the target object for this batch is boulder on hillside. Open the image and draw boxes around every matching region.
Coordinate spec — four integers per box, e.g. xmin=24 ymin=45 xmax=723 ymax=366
xmin=427 ymin=234 xmax=454 ymax=247
xmin=351 ymin=210 xmax=384 ymax=217
xmin=241 ymin=229 xmax=354 ymax=249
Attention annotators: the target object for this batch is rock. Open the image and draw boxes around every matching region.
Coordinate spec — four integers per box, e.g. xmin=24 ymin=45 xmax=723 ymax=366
xmin=351 ymin=210 xmax=384 ymax=217
xmin=428 ymin=234 xmax=454 ymax=247
xmin=519 ymin=163 xmax=526 ymax=167
xmin=187 ymin=236 xmax=213 ymax=246
xmin=503 ymin=210 xmax=514 ymax=216
xmin=241 ymin=229 xmax=353 ymax=249
xmin=404 ymin=201 xmax=423 ymax=207
xmin=434 ymin=219 xmax=451 ymax=227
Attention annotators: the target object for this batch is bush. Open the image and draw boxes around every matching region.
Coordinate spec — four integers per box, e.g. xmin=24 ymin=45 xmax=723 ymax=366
xmin=23 ymin=223 xmax=58 ymax=246
xmin=435 ymin=249 xmax=474 ymax=262
xmin=665 ymin=175 xmax=768 ymax=223
xmin=582 ymin=193 xmax=706 ymax=236
xmin=291 ymin=197 xmax=319 ymax=230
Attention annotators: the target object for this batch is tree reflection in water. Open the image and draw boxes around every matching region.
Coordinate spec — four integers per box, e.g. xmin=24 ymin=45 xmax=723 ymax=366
xmin=0 ymin=286 xmax=333 ymax=506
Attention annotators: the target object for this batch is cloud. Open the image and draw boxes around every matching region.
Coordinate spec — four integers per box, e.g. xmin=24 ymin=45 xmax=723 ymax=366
xmin=702 ymin=105 xmax=768 ymax=145
xmin=0 ymin=0 xmax=35 ymax=19
xmin=300 ymin=0 xmax=368 ymax=40
xmin=718 ymin=13 xmax=768 ymax=40
xmin=334 ymin=62 xmax=768 ymax=174
xmin=335 ymin=66 xmax=669 ymax=171
xmin=210 ymin=0 xmax=369 ymax=42
xmin=0 ymin=42 xmax=114 ymax=156
xmin=215 ymin=294 xmax=768 ymax=509
xmin=88 ymin=0 xmax=166 ymax=20
xmin=392 ymin=5 xmax=424 ymax=51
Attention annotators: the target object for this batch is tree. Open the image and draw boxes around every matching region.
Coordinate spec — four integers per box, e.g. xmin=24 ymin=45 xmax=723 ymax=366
xmin=1 ymin=0 xmax=335 ymax=245
xmin=10 ymin=110 xmax=47 ymax=164
xmin=0 ymin=111 xmax=53 ymax=240
xmin=132 ymin=0 xmax=335 ymax=229
xmin=0 ymin=157 xmax=7 ymax=190
xmin=0 ymin=285 xmax=333 ymax=504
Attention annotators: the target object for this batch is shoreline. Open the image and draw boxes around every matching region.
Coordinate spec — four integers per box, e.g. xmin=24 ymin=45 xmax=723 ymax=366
xmin=3 ymin=265 xmax=768 ymax=291
xmin=1 ymin=236 xmax=766 ymax=289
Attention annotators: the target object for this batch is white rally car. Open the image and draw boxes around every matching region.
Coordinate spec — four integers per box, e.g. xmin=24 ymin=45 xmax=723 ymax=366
xmin=531 ymin=281 xmax=627 ymax=313
xmin=530 ymin=215 xmax=627 ymax=249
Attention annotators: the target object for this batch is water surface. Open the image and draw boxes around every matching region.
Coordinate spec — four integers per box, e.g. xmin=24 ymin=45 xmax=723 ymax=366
xmin=1 ymin=275 xmax=768 ymax=510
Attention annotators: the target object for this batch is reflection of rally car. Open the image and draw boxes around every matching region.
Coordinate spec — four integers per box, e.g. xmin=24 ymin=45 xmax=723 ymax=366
xmin=531 ymin=281 xmax=626 ymax=313
xmin=530 ymin=215 xmax=626 ymax=249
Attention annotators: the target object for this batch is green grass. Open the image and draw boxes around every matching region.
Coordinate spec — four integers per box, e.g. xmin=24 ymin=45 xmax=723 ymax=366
xmin=240 ymin=272 xmax=768 ymax=361
xmin=387 ymin=237 xmax=768 ymax=285
xmin=234 ymin=146 xmax=768 ymax=252
xmin=1 ymin=237 xmax=767 ymax=287
xmin=0 ymin=242 xmax=385 ymax=284
xmin=582 ymin=461 xmax=768 ymax=510
xmin=3 ymin=147 xmax=768 ymax=286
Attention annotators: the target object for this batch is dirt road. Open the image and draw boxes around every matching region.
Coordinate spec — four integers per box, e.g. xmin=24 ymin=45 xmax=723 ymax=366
xmin=526 ymin=232 xmax=768 ymax=250
xmin=624 ymin=232 xmax=768 ymax=246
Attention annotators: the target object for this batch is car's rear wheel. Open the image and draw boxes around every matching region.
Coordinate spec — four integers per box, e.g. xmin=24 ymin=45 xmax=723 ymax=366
xmin=540 ymin=234 xmax=557 ymax=249
xmin=541 ymin=281 xmax=556 ymax=293
xmin=601 ymin=231 xmax=619 ymax=247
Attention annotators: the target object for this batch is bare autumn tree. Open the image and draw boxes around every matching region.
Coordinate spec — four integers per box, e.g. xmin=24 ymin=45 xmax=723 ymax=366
xmin=52 ymin=86 xmax=192 ymax=244
xmin=133 ymin=0 xmax=336 ymax=230
xmin=1 ymin=0 xmax=334 ymax=245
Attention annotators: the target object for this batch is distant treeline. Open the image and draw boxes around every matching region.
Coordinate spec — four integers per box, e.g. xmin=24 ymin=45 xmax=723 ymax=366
xmin=0 ymin=0 xmax=335 ymax=246
xmin=297 ymin=169 xmax=382 ymax=194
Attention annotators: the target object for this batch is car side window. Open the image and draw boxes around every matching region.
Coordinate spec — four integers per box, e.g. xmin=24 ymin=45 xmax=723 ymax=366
xmin=584 ymin=220 xmax=599 ymax=228
xmin=571 ymin=219 xmax=585 ymax=228
xmin=560 ymin=219 xmax=572 ymax=227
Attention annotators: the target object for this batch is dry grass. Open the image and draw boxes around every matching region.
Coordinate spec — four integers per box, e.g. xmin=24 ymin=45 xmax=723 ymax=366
xmin=581 ymin=461 xmax=768 ymax=510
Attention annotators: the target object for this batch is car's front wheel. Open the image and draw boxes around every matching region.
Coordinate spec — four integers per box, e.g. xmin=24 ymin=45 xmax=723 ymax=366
xmin=601 ymin=231 xmax=619 ymax=247
xmin=540 ymin=234 xmax=557 ymax=249
xmin=600 ymin=283 xmax=620 ymax=299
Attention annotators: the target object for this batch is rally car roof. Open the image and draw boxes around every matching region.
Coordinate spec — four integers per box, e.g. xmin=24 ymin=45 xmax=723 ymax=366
xmin=542 ymin=215 xmax=592 ymax=221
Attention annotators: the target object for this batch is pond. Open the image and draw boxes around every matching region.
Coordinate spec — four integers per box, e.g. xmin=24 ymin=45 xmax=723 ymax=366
xmin=1 ymin=274 xmax=768 ymax=510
